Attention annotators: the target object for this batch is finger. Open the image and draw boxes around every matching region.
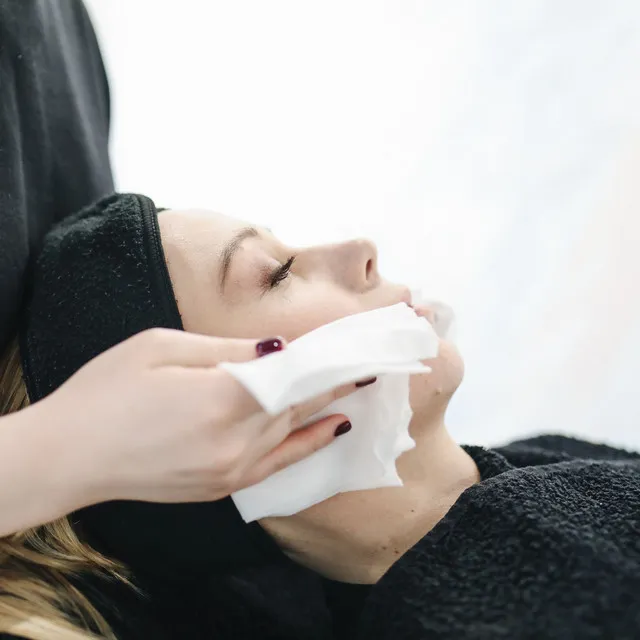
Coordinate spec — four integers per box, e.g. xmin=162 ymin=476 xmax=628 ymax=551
xmin=287 ymin=379 xmax=373 ymax=431
xmin=238 ymin=414 xmax=352 ymax=489
xmin=132 ymin=328 xmax=287 ymax=368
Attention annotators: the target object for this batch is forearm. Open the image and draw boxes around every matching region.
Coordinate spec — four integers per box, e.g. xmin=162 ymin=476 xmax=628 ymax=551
xmin=0 ymin=404 xmax=90 ymax=536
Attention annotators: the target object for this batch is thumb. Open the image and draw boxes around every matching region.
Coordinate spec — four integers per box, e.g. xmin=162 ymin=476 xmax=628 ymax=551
xmin=240 ymin=414 xmax=352 ymax=489
xmin=134 ymin=329 xmax=287 ymax=368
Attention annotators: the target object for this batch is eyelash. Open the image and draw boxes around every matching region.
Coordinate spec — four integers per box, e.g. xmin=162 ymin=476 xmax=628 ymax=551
xmin=269 ymin=256 xmax=296 ymax=288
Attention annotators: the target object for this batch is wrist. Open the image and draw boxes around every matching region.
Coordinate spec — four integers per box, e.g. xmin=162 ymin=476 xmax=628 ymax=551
xmin=16 ymin=400 xmax=103 ymax=518
xmin=0 ymin=407 xmax=74 ymax=533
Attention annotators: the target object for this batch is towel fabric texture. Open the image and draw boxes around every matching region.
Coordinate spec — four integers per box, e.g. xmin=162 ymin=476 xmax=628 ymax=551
xmin=196 ymin=436 xmax=640 ymax=640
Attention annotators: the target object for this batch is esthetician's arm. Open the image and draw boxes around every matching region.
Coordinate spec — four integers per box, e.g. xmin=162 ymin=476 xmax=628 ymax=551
xmin=0 ymin=329 xmax=354 ymax=536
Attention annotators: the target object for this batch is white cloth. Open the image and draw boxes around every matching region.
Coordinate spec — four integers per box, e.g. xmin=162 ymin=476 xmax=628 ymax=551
xmin=412 ymin=290 xmax=457 ymax=343
xmin=219 ymin=302 xmax=440 ymax=522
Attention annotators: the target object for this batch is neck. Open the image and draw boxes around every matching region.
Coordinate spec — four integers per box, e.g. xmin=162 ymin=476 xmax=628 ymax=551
xmin=264 ymin=411 xmax=480 ymax=584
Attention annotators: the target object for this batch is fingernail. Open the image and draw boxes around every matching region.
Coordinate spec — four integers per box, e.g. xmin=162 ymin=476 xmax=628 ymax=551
xmin=256 ymin=337 xmax=284 ymax=357
xmin=334 ymin=421 xmax=352 ymax=437
xmin=355 ymin=377 xmax=377 ymax=388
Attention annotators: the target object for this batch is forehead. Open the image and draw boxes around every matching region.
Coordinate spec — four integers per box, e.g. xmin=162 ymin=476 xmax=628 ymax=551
xmin=158 ymin=208 xmax=249 ymax=258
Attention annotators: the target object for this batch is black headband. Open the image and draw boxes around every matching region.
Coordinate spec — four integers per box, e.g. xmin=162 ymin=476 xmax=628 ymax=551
xmin=19 ymin=193 xmax=283 ymax=580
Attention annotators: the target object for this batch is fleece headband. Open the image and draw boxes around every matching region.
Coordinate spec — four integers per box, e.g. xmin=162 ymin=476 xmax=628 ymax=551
xmin=19 ymin=193 xmax=282 ymax=579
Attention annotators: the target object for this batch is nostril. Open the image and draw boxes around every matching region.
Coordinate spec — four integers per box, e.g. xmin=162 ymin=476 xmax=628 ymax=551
xmin=365 ymin=258 xmax=373 ymax=280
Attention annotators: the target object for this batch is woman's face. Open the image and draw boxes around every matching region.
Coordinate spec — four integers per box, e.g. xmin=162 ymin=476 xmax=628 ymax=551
xmin=159 ymin=208 xmax=464 ymax=421
xmin=159 ymin=208 xmax=465 ymax=574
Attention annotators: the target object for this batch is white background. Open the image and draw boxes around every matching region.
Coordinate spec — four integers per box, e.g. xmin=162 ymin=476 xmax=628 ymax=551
xmin=85 ymin=0 xmax=640 ymax=449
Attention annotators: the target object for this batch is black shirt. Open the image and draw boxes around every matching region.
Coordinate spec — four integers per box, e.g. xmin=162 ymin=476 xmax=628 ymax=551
xmin=0 ymin=0 xmax=113 ymax=352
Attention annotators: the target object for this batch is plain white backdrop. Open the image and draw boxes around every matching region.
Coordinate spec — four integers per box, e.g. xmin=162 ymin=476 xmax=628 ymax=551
xmin=85 ymin=1 xmax=640 ymax=449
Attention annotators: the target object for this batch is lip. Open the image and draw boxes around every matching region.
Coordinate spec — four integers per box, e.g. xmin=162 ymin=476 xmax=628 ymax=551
xmin=383 ymin=287 xmax=436 ymax=324
xmin=390 ymin=287 xmax=434 ymax=323
xmin=409 ymin=303 xmax=436 ymax=325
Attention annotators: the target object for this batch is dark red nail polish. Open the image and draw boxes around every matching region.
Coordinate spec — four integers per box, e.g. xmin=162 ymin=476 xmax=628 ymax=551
xmin=356 ymin=377 xmax=377 ymax=388
xmin=334 ymin=421 xmax=352 ymax=437
xmin=256 ymin=337 xmax=284 ymax=357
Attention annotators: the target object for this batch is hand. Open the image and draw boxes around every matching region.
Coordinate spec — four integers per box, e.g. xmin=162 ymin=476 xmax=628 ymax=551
xmin=30 ymin=328 xmax=361 ymax=509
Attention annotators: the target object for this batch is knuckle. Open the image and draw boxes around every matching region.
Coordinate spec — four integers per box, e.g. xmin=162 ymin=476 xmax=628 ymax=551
xmin=200 ymin=488 xmax=220 ymax=502
xmin=215 ymin=440 xmax=248 ymax=487
xmin=222 ymin=464 xmax=244 ymax=490
xmin=191 ymin=483 xmax=218 ymax=502
xmin=141 ymin=327 xmax=171 ymax=350
xmin=271 ymin=452 xmax=295 ymax=475
xmin=287 ymin=405 xmax=302 ymax=431
xmin=213 ymin=373 xmax=257 ymax=420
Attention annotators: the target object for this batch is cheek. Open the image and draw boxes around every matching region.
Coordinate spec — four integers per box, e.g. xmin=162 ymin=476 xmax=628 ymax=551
xmin=230 ymin=287 xmax=362 ymax=342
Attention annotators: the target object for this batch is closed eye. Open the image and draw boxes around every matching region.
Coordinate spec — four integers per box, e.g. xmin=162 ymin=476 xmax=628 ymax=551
xmin=269 ymin=256 xmax=296 ymax=289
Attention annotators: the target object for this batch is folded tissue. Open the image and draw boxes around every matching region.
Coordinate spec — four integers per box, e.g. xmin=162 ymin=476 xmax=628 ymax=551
xmin=220 ymin=300 xmax=445 ymax=522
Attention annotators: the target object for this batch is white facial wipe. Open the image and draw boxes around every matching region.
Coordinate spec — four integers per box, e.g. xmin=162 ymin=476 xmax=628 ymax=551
xmin=219 ymin=302 xmax=440 ymax=522
xmin=410 ymin=290 xmax=456 ymax=341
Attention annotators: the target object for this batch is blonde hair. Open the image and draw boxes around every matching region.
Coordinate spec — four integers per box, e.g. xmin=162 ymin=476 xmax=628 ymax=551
xmin=0 ymin=338 xmax=131 ymax=640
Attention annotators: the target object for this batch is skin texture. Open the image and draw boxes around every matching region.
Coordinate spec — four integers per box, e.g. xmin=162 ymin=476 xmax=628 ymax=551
xmin=159 ymin=209 xmax=480 ymax=583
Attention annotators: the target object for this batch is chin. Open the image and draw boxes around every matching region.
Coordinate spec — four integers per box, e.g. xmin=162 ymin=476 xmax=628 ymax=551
xmin=409 ymin=339 xmax=464 ymax=416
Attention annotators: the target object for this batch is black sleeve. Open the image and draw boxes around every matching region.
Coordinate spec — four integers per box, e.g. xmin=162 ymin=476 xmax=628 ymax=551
xmin=0 ymin=0 xmax=114 ymax=351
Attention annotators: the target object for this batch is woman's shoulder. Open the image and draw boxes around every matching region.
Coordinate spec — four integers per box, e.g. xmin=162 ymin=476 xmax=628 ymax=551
xmin=497 ymin=433 xmax=640 ymax=463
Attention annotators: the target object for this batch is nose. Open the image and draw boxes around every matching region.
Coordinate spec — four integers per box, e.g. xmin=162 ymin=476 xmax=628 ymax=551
xmin=300 ymin=237 xmax=380 ymax=291
xmin=340 ymin=238 xmax=379 ymax=291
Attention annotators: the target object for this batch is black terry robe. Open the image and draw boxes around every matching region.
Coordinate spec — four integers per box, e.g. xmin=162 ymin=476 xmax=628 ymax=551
xmin=197 ymin=435 xmax=640 ymax=640
xmin=3 ymin=435 xmax=639 ymax=639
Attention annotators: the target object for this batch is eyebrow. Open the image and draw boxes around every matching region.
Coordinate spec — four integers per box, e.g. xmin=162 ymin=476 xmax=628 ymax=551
xmin=219 ymin=226 xmax=259 ymax=290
